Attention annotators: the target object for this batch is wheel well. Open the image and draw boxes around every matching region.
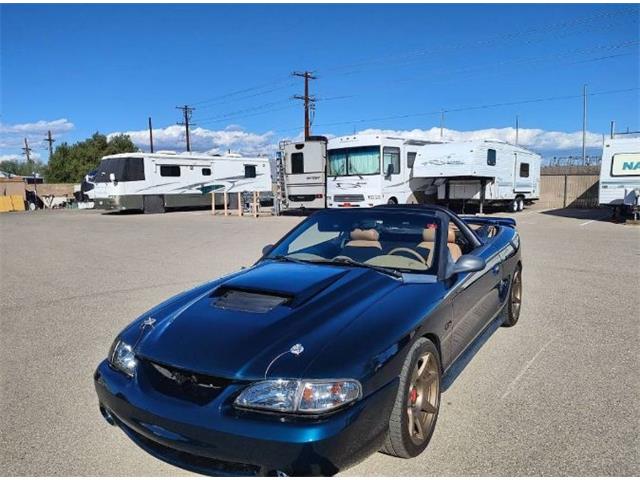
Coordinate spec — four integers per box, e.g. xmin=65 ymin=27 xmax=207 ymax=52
xmin=388 ymin=196 xmax=398 ymax=204
xmin=422 ymin=332 xmax=442 ymax=369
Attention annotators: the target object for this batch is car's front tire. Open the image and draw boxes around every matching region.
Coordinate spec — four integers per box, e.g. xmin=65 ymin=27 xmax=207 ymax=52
xmin=381 ymin=337 xmax=441 ymax=459
xmin=503 ymin=265 xmax=522 ymax=327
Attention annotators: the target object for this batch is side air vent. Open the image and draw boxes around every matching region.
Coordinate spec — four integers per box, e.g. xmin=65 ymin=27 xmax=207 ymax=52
xmin=213 ymin=289 xmax=290 ymax=313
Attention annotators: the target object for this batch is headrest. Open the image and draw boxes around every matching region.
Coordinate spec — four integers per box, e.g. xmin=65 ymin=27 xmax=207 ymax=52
xmin=422 ymin=226 xmax=456 ymax=243
xmin=350 ymin=228 xmax=379 ymax=242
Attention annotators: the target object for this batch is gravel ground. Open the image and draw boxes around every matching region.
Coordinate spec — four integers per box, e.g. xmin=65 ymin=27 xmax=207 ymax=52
xmin=1 ymin=207 xmax=638 ymax=476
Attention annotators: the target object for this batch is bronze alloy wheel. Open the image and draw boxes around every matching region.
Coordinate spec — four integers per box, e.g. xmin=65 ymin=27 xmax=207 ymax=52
xmin=381 ymin=338 xmax=441 ymax=458
xmin=511 ymin=269 xmax=522 ymax=319
xmin=503 ymin=266 xmax=522 ymax=327
xmin=407 ymin=352 xmax=440 ymax=445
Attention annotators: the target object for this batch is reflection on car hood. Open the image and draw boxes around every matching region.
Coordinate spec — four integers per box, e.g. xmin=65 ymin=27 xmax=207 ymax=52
xmin=136 ymin=261 xmax=401 ymax=380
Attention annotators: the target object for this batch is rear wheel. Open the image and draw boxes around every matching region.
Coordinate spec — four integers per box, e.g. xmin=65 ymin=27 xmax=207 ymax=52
xmin=517 ymin=197 xmax=525 ymax=211
xmin=503 ymin=266 xmax=522 ymax=327
xmin=381 ymin=338 xmax=441 ymax=459
xmin=510 ymin=198 xmax=519 ymax=213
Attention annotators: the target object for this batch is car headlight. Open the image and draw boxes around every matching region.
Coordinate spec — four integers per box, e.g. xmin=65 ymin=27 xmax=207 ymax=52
xmin=234 ymin=379 xmax=361 ymax=413
xmin=108 ymin=339 xmax=137 ymax=377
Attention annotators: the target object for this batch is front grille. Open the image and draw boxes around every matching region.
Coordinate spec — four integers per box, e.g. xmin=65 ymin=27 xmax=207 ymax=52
xmin=333 ymin=194 xmax=365 ymax=202
xmin=119 ymin=420 xmax=260 ymax=476
xmin=139 ymin=359 xmax=231 ymax=406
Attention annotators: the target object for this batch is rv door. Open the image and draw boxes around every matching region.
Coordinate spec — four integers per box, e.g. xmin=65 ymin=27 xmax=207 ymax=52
xmin=514 ymin=153 xmax=533 ymax=193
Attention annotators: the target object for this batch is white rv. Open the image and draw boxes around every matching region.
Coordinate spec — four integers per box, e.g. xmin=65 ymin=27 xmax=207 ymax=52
xmin=326 ymin=135 xmax=540 ymax=212
xmin=276 ymin=137 xmax=327 ymax=211
xmin=598 ymin=134 xmax=640 ymax=216
xmin=92 ymin=151 xmax=271 ymax=213
xmin=415 ymin=140 xmax=541 ymax=212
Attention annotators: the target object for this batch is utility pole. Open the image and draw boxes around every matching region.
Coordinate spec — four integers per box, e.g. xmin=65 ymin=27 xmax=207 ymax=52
xmin=22 ymin=138 xmax=32 ymax=163
xmin=43 ymin=130 xmax=55 ymax=160
xmin=176 ymin=105 xmax=195 ymax=152
xmin=440 ymin=110 xmax=445 ymax=139
xmin=515 ymin=115 xmax=519 ymax=145
xmin=582 ymin=84 xmax=588 ymax=165
xmin=292 ymin=71 xmax=316 ymax=140
xmin=148 ymin=117 xmax=154 ymax=153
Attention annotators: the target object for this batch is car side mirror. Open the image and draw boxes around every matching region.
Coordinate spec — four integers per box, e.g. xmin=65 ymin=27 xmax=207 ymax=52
xmin=262 ymin=244 xmax=274 ymax=256
xmin=109 ymin=173 xmax=116 ymax=183
xmin=448 ymin=254 xmax=486 ymax=277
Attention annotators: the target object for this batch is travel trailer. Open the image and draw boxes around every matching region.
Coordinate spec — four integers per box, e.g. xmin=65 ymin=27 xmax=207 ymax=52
xmin=598 ymin=133 xmax=640 ymax=217
xmin=326 ymin=134 xmax=540 ymax=212
xmin=414 ymin=140 xmax=541 ymax=212
xmin=276 ymin=136 xmax=327 ymax=211
xmin=92 ymin=151 xmax=271 ymax=213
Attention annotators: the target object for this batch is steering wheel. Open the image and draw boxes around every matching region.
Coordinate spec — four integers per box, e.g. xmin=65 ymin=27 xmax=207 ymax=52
xmin=387 ymin=247 xmax=426 ymax=264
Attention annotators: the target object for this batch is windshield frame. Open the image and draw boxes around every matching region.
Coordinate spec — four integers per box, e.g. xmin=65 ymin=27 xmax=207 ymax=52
xmin=261 ymin=208 xmax=445 ymax=275
xmin=328 ymin=146 xmax=381 ymax=177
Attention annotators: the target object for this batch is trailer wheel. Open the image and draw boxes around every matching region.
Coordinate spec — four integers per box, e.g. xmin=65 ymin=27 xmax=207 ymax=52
xmin=517 ymin=197 xmax=524 ymax=211
xmin=388 ymin=197 xmax=398 ymax=205
xmin=510 ymin=199 xmax=519 ymax=213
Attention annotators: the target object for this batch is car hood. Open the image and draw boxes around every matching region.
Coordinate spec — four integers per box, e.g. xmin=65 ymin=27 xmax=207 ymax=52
xmin=135 ymin=261 xmax=401 ymax=380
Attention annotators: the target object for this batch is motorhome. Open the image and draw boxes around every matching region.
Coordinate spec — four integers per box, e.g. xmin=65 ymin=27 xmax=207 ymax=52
xmin=326 ymin=135 xmax=540 ymax=212
xmin=92 ymin=151 xmax=271 ymax=213
xmin=276 ymin=136 xmax=327 ymax=211
xmin=598 ymin=133 xmax=640 ymax=217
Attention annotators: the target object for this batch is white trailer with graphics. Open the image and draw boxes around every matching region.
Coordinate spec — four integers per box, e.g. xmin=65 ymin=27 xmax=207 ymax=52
xmin=92 ymin=151 xmax=271 ymax=213
xmin=276 ymin=136 xmax=327 ymax=211
xmin=598 ymin=133 xmax=640 ymax=218
xmin=326 ymin=134 xmax=540 ymax=212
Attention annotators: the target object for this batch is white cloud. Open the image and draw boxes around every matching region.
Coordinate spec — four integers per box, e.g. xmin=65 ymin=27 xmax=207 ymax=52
xmin=0 ymin=152 xmax=42 ymax=162
xmin=355 ymin=126 xmax=603 ymax=152
xmin=108 ymin=125 xmax=278 ymax=156
xmin=0 ymin=118 xmax=75 ymax=151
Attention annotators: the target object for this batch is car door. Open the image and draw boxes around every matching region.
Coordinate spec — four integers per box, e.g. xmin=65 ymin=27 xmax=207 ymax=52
xmin=382 ymin=146 xmax=402 ymax=199
xmin=447 ymin=231 xmax=503 ymax=365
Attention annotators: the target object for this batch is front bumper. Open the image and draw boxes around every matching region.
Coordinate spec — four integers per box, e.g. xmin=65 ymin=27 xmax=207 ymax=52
xmin=94 ymin=360 xmax=397 ymax=476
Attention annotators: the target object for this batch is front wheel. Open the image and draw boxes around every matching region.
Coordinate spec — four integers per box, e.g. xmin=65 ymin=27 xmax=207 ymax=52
xmin=503 ymin=266 xmax=522 ymax=327
xmin=381 ymin=338 xmax=441 ymax=459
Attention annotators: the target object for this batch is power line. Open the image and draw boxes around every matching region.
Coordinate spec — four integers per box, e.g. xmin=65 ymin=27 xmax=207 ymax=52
xmin=272 ymin=86 xmax=639 ymax=134
xmin=176 ymin=105 xmax=195 ymax=152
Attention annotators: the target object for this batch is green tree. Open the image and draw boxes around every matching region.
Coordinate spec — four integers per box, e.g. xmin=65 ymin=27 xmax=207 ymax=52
xmin=0 ymin=158 xmax=46 ymax=177
xmin=45 ymin=132 xmax=137 ymax=183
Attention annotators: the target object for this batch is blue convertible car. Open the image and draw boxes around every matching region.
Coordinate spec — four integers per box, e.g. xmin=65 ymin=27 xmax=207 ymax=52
xmin=94 ymin=205 xmax=522 ymax=476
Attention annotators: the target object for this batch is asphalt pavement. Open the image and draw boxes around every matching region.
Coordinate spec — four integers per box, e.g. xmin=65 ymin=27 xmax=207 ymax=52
xmin=1 ymin=207 xmax=638 ymax=475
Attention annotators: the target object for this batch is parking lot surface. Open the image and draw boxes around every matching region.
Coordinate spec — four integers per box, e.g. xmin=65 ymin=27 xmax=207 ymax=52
xmin=1 ymin=207 xmax=638 ymax=476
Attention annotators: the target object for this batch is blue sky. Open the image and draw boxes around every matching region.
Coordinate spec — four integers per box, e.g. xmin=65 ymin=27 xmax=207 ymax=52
xmin=1 ymin=3 xmax=638 ymax=161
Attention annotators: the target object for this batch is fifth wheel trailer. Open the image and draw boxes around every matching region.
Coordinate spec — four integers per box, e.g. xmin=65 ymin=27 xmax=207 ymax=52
xmin=413 ymin=140 xmax=541 ymax=212
xmin=92 ymin=151 xmax=271 ymax=213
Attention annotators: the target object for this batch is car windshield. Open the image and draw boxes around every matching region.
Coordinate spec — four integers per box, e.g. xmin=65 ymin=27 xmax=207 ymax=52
xmin=266 ymin=209 xmax=441 ymax=273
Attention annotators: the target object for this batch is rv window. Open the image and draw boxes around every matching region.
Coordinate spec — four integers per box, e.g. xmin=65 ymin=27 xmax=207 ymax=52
xmin=519 ymin=163 xmax=530 ymax=178
xmin=407 ymin=152 xmax=417 ymax=169
xmin=202 ymin=168 xmax=211 ymax=176
xmin=383 ymin=147 xmax=401 ymax=175
xmin=328 ymin=146 xmax=380 ymax=176
xmin=160 ymin=165 xmax=181 ymax=177
xmin=487 ymin=149 xmax=496 ymax=166
xmin=291 ymin=152 xmax=304 ymax=174
xmin=245 ymin=165 xmax=257 ymax=178
xmin=93 ymin=157 xmax=145 ymax=182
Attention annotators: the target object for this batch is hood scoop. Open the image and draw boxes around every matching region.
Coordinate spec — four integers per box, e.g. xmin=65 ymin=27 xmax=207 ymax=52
xmin=212 ymin=288 xmax=290 ymax=313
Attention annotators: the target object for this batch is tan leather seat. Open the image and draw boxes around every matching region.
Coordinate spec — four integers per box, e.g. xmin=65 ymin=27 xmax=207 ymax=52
xmin=417 ymin=226 xmax=462 ymax=263
xmin=345 ymin=228 xmax=382 ymax=249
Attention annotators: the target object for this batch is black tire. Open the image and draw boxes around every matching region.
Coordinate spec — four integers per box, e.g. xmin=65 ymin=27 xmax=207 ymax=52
xmin=387 ymin=197 xmax=398 ymax=205
xmin=143 ymin=195 xmax=165 ymax=214
xmin=381 ymin=338 xmax=441 ymax=459
xmin=503 ymin=266 xmax=522 ymax=327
